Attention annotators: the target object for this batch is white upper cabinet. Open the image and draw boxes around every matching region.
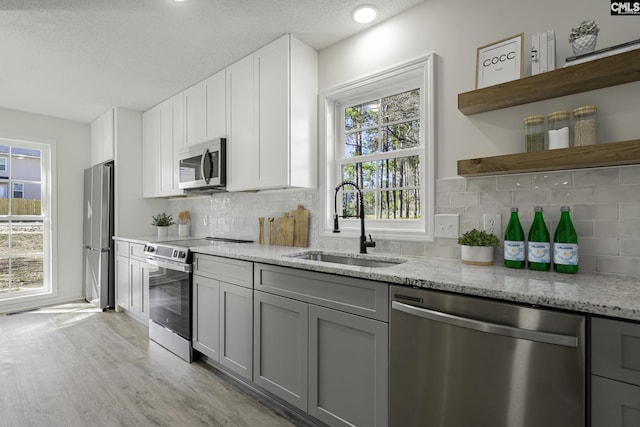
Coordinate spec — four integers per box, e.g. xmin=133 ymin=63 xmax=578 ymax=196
xmin=142 ymin=104 xmax=160 ymax=198
xmin=90 ymin=108 xmax=114 ymax=166
xmin=142 ymin=94 xmax=184 ymax=198
xmin=184 ymin=69 xmax=226 ymax=147
xmin=205 ymin=71 xmax=226 ymax=141
xmin=226 ymin=54 xmax=257 ymax=191
xmin=226 ymin=34 xmax=318 ymax=192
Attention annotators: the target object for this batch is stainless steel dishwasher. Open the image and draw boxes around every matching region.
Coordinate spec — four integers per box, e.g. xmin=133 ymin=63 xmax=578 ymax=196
xmin=390 ymin=285 xmax=585 ymax=427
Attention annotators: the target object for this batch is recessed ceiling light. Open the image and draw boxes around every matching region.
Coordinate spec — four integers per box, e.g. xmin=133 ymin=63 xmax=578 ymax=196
xmin=353 ymin=5 xmax=378 ymax=24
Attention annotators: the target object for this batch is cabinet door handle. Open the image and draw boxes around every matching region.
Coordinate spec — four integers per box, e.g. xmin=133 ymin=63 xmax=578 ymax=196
xmin=391 ymin=301 xmax=578 ymax=348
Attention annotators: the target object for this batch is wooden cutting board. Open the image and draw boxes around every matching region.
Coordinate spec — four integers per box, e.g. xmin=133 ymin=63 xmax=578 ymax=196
xmin=276 ymin=213 xmax=294 ymax=246
xmin=292 ymin=205 xmax=310 ymax=247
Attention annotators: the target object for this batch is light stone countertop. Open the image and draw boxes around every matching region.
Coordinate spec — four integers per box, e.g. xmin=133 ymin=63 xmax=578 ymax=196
xmin=114 ymin=236 xmax=640 ymax=322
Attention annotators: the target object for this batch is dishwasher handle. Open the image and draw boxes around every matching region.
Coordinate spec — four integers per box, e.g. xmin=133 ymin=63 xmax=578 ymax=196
xmin=391 ymin=301 xmax=578 ymax=348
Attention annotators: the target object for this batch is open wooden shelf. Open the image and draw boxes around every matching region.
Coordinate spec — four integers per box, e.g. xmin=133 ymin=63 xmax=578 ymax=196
xmin=457 ymin=139 xmax=640 ymax=177
xmin=458 ymin=49 xmax=640 ymax=115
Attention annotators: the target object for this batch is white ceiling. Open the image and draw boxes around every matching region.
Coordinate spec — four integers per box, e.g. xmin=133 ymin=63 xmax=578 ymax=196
xmin=0 ymin=0 xmax=424 ymax=123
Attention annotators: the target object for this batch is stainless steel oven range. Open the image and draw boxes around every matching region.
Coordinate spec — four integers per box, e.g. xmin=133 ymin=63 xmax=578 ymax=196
xmin=143 ymin=237 xmax=253 ymax=362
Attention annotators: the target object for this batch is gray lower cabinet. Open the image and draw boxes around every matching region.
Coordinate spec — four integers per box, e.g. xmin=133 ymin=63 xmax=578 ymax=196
xmin=253 ymin=263 xmax=389 ymax=427
xmin=114 ymin=240 xmax=149 ymax=324
xmin=308 ymin=305 xmax=388 ymax=427
xmin=591 ymin=316 xmax=640 ymax=426
xmin=254 ymin=291 xmax=309 ymax=410
xmin=192 ymin=254 xmax=253 ymax=381
xmin=219 ymin=282 xmax=253 ymax=379
xmin=192 ymin=274 xmax=220 ymax=361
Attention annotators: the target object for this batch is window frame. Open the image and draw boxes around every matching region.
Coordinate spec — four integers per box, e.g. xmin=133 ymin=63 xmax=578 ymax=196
xmin=0 ymin=136 xmax=56 ymax=303
xmin=319 ymin=54 xmax=435 ymax=241
xmin=12 ymin=182 xmax=24 ymax=199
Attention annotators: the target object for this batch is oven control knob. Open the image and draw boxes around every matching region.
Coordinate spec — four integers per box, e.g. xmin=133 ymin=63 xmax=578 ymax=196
xmin=146 ymin=246 xmax=154 ymax=253
xmin=178 ymin=251 xmax=186 ymax=259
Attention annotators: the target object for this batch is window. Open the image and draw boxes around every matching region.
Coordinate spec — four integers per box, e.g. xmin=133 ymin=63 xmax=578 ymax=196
xmin=0 ymin=139 xmax=52 ymax=299
xmin=320 ymin=55 xmax=435 ymax=240
xmin=0 ymin=158 xmax=6 ymax=172
xmin=12 ymin=183 xmax=24 ymax=199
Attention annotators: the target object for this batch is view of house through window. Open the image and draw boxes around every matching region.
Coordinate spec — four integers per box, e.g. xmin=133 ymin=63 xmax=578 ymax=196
xmin=0 ymin=140 xmax=49 ymax=297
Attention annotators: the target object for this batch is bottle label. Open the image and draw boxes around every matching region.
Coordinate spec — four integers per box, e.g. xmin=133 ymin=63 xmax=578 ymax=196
xmin=528 ymin=242 xmax=550 ymax=263
xmin=554 ymin=243 xmax=578 ymax=265
xmin=504 ymin=241 xmax=525 ymax=261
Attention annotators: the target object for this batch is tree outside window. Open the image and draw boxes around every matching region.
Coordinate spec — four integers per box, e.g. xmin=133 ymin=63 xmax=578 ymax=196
xmin=322 ymin=55 xmax=434 ymax=240
xmin=340 ymin=89 xmax=422 ymax=221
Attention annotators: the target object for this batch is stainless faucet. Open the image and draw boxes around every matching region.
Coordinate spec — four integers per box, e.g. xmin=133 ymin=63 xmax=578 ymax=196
xmin=333 ymin=180 xmax=376 ymax=254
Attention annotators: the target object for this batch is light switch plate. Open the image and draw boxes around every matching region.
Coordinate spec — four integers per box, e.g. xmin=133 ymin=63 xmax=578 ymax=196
xmin=434 ymin=214 xmax=459 ymax=239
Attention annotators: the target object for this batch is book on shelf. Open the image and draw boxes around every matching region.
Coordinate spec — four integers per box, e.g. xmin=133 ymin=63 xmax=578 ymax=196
xmin=564 ymin=38 xmax=640 ymax=66
xmin=531 ymin=29 xmax=556 ymax=75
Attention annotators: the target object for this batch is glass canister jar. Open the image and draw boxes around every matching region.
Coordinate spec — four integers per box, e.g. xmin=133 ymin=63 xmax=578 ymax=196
xmin=523 ymin=115 xmax=545 ymax=152
xmin=573 ymin=105 xmax=597 ymax=146
xmin=547 ymin=110 xmax=570 ymax=149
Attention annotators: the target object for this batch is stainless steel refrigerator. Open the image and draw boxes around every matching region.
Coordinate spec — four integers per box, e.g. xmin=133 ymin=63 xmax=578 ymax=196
xmin=82 ymin=161 xmax=114 ymax=310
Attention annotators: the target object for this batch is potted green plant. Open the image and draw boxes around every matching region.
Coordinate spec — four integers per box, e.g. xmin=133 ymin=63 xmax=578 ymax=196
xmin=152 ymin=212 xmax=175 ymax=237
xmin=458 ymin=228 xmax=500 ymax=266
xmin=569 ymin=20 xmax=599 ymax=56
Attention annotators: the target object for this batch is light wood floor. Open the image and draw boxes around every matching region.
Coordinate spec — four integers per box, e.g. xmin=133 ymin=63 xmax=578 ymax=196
xmin=0 ymin=302 xmax=298 ymax=427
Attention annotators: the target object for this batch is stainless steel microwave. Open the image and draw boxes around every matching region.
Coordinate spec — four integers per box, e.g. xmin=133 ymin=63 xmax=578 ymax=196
xmin=178 ymin=138 xmax=226 ymax=191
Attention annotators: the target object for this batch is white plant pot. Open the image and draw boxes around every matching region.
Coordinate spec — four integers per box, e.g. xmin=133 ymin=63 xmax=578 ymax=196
xmin=461 ymin=245 xmax=494 ymax=266
xmin=572 ymin=34 xmax=597 ymax=56
xmin=157 ymin=226 xmax=169 ymax=238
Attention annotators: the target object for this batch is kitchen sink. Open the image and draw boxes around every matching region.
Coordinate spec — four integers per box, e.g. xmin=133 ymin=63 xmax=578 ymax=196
xmin=286 ymin=251 xmax=406 ymax=268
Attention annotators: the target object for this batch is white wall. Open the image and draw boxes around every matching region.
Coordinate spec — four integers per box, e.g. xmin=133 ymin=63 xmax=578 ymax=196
xmin=0 ymin=106 xmax=90 ymax=313
xmin=319 ymin=0 xmax=640 ymax=178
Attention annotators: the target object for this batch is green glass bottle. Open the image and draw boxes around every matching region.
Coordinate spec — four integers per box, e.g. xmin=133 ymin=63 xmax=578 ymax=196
xmin=504 ymin=208 xmax=525 ymax=268
xmin=528 ymin=207 xmax=550 ymax=271
xmin=554 ymin=206 xmax=579 ymax=274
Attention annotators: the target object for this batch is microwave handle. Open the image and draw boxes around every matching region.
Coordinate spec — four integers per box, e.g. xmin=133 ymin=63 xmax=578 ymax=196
xmin=200 ymin=148 xmax=210 ymax=184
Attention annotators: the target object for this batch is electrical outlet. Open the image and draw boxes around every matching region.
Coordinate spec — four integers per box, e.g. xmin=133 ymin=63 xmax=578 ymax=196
xmin=434 ymin=214 xmax=459 ymax=239
xmin=483 ymin=214 xmax=502 ymax=236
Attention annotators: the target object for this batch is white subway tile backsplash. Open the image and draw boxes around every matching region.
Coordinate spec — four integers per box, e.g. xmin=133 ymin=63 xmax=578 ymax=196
xmin=479 ymin=190 xmax=512 ymax=205
xmin=466 ymin=177 xmax=497 ymax=191
xmin=531 ymin=171 xmax=572 ymax=189
xmin=620 ymin=203 xmax=640 ymax=220
xmin=436 ymin=206 xmax=465 ymax=216
xmin=573 ymin=168 xmax=619 ymax=187
xmin=512 ymin=190 xmax=550 ymax=205
xmin=571 ymin=220 xmax=595 ymax=238
xmin=436 ymin=177 xmax=465 ymax=192
xmin=573 ymin=204 xmax=618 ymax=221
xmin=435 ymin=192 xmax=451 ymax=207
xmin=596 ymin=256 xmax=640 ymax=276
xmin=450 ymin=192 xmax=479 ymax=207
xmin=497 ymin=175 xmax=532 ymax=190
xmin=621 ymin=240 xmax=640 ymax=257
xmin=550 ymin=187 xmax=595 ymax=204
xmin=580 ymin=237 xmax=619 ymax=256
xmin=595 ymin=221 xmax=640 ymax=239
xmin=168 ymin=165 xmax=639 ymax=276
xmin=621 ymin=165 xmax=640 ymax=184
xmin=594 ymin=184 xmax=640 ymax=203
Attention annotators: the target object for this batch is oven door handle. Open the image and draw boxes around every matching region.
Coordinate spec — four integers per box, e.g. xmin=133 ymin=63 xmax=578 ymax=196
xmin=146 ymin=257 xmax=192 ymax=273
